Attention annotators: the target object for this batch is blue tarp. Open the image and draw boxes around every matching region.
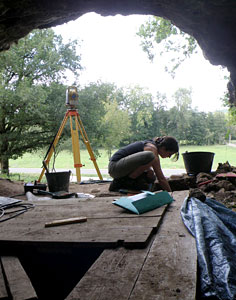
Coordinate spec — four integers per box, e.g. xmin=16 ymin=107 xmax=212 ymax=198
xmin=181 ymin=197 xmax=236 ymax=300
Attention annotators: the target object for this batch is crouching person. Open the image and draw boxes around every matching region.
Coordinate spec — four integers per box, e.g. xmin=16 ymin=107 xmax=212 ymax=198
xmin=108 ymin=136 xmax=179 ymax=192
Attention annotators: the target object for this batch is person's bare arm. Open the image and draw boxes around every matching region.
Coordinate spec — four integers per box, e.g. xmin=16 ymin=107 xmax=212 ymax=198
xmin=144 ymin=143 xmax=172 ymax=192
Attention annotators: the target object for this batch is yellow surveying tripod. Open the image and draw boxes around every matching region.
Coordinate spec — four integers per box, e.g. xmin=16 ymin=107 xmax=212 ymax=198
xmin=38 ymin=87 xmax=103 ymax=183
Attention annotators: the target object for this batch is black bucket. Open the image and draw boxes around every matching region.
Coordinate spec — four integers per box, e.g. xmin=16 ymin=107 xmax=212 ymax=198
xmin=182 ymin=152 xmax=215 ymax=175
xmin=45 ymin=171 xmax=71 ymax=193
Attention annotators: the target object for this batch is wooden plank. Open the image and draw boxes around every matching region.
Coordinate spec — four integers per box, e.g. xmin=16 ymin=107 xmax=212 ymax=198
xmin=129 ymin=190 xmax=197 ymax=300
xmin=0 ymin=218 xmax=161 ymax=249
xmin=66 ymin=247 xmax=151 ymax=300
xmin=66 ymin=191 xmax=196 ymax=300
xmin=1 ymin=256 xmax=37 ymax=300
xmin=0 ymin=258 xmax=8 ymax=299
xmin=0 ymin=197 xmax=168 ymax=248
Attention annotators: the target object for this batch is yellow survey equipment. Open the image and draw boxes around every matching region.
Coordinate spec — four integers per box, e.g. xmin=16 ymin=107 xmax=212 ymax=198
xmin=38 ymin=86 xmax=103 ymax=183
xmin=66 ymin=86 xmax=79 ymax=108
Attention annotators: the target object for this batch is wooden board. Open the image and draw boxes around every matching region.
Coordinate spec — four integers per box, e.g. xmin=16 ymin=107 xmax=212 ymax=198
xmin=1 ymin=256 xmax=37 ymax=300
xmin=66 ymin=247 xmax=152 ymax=299
xmin=0 ymin=259 xmax=8 ymax=299
xmin=129 ymin=190 xmax=197 ymax=300
xmin=0 ymin=196 xmax=168 ymax=249
xmin=67 ymin=190 xmax=197 ymax=300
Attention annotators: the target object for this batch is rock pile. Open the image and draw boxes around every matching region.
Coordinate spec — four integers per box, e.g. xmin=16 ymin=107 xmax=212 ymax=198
xmin=154 ymin=161 xmax=236 ymax=211
xmin=194 ymin=162 xmax=236 ymax=210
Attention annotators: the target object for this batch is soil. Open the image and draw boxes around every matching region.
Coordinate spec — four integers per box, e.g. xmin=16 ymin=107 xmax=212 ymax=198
xmin=0 ymin=177 xmax=116 ymax=200
xmin=1 ymin=160 xmax=236 ymax=210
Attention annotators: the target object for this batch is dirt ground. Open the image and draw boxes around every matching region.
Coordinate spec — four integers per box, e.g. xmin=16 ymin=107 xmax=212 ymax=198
xmin=1 ymin=163 xmax=236 ymax=210
xmin=0 ymin=177 xmax=116 ymax=200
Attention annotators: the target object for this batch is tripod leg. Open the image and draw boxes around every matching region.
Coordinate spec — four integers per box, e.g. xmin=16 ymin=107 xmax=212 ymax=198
xmin=70 ymin=115 xmax=82 ymax=182
xmin=85 ymin=141 xmax=103 ymax=180
xmin=38 ymin=113 xmax=69 ymax=182
xmin=76 ymin=114 xmax=103 ymax=180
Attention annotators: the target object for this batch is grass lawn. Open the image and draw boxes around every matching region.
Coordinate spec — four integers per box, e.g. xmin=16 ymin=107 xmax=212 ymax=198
xmin=9 ymin=144 xmax=236 ymax=171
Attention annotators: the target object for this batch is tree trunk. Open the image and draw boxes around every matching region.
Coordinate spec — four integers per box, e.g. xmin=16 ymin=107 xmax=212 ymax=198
xmin=0 ymin=156 xmax=9 ymax=175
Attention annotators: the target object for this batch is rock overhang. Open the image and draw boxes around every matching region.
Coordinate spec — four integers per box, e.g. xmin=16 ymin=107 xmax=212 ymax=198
xmin=1 ymin=0 xmax=236 ymax=106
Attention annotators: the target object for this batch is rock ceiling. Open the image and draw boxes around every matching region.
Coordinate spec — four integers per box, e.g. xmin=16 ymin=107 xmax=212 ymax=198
xmin=1 ymin=0 xmax=236 ymax=106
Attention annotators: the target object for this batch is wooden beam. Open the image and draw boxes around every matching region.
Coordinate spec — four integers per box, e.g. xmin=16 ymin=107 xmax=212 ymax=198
xmin=1 ymin=256 xmax=37 ymax=300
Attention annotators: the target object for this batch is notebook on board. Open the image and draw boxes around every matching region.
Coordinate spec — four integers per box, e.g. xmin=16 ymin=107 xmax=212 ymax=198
xmin=113 ymin=191 xmax=173 ymax=215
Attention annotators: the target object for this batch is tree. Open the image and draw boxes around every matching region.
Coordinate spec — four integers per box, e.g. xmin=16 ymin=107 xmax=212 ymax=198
xmin=225 ymin=110 xmax=236 ymax=142
xmin=221 ymin=88 xmax=236 ymax=137
xmin=166 ymin=88 xmax=192 ymax=141
xmin=205 ymin=112 xmax=227 ymax=145
xmin=118 ymin=85 xmax=156 ymax=142
xmin=173 ymin=88 xmax=192 ymax=112
xmin=137 ymin=16 xmax=198 ymax=75
xmin=145 ymin=91 xmax=169 ymax=138
xmin=38 ymin=82 xmax=73 ymax=155
xmin=0 ymin=29 xmax=82 ymax=174
xmin=186 ymin=111 xmax=208 ymax=145
xmin=76 ymin=82 xmax=121 ymax=153
xmin=101 ymin=101 xmax=131 ymax=158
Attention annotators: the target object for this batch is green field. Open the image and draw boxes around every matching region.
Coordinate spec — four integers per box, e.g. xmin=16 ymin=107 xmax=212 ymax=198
xmin=9 ymin=144 xmax=236 ymax=171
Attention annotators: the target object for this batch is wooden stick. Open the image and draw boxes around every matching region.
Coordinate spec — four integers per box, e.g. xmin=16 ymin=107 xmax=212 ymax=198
xmin=45 ymin=216 xmax=87 ymax=227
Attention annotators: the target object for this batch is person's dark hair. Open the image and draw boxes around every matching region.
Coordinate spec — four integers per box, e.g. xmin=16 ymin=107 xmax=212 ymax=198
xmin=153 ymin=136 xmax=179 ymax=161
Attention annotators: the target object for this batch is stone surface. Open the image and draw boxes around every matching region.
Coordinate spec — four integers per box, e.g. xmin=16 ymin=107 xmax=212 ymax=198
xmin=0 ymin=0 xmax=236 ymax=106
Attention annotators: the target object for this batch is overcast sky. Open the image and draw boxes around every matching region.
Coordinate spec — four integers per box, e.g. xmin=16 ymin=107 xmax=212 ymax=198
xmin=53 ymin=12 xmax=229 ymax=112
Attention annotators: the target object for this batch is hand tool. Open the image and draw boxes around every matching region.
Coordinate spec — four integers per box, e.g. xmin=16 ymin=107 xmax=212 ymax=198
xmin=45 ymin=216 xmax=87 ymax=227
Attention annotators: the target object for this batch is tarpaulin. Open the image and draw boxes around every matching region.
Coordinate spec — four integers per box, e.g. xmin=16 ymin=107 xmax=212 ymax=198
xmin=181 ymin=196 xmax=236 ymax=300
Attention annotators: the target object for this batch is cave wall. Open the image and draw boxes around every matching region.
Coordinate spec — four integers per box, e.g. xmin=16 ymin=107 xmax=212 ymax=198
xmin=1 ymin=0 xmax=236 ymax=106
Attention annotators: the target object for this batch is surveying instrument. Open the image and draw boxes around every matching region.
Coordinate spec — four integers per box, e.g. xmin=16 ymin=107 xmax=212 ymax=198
xmin=38 ymin=86 xmax=103 ymax=183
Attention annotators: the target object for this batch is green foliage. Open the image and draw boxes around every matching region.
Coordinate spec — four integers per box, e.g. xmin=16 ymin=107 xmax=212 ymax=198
xmin=117 ymin=86 xmax=156 ymax=142
xmin=98 ymin=84 xmax=228 ymax=148
xmin=77 ymin=82 xmax=119 ymax=153
xmin=165 ymin=88 xmax=227 ymax=145
xmin=0 ymin=29 xmax=82 ymax=173
xmin=172 ymin=88 xmax=192 ymax=111
xmin=228 ymin=108 xmax=236 ymax=124
xmin=222 ymin=89 xmax=236 ymax=139
xmin=186 ymin=111 xmax=207 ymax=145
xmin=1 ymin=29 xmax=81 ymax=85
xmin=167 ymin=88 xmax=192 ymax=141
xmin=101 ymin=101 xmax=131 ymax=158
xmin=225 ymin=110 xmax=236 ymax=141
xmin=137 ymin=16 xmax=198 ymax=75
